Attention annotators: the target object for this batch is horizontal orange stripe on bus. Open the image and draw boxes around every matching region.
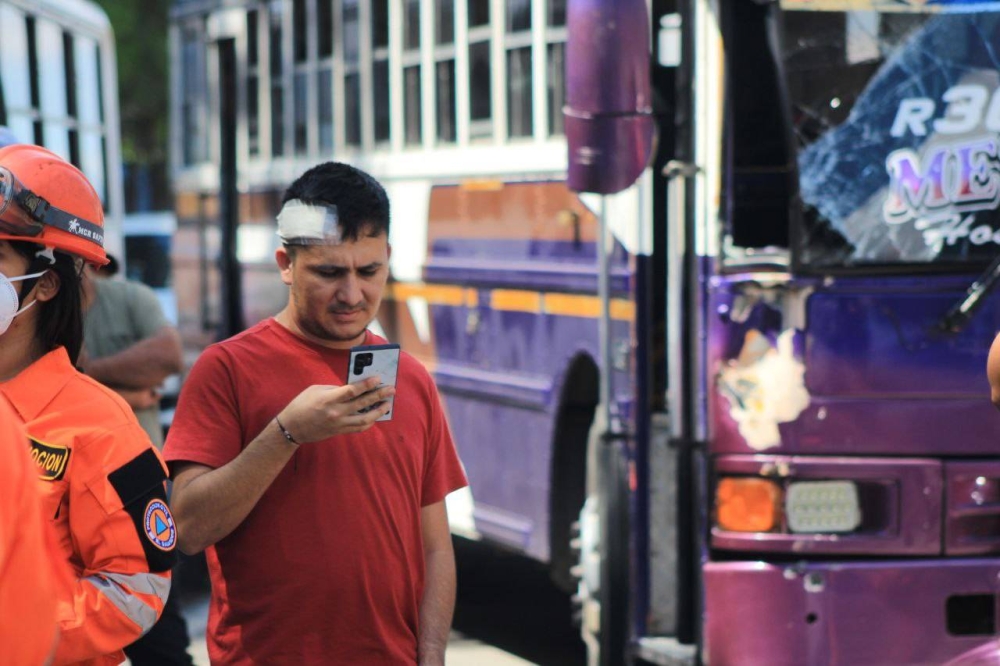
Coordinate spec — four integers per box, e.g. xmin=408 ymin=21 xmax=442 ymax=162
xmin=383 ymin=283 xmax=634 ymax=321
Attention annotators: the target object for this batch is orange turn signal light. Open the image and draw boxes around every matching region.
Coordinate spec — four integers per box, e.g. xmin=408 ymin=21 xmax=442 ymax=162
xmin=716 ymin=477 xmax=782 ymax=533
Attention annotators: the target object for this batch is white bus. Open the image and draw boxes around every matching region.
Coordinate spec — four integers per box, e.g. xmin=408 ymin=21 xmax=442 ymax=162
xmin=0 ymin=0 xmax=125 ymax=258
xmin=168 ymin=2 xmax=650 ymax=649
xmin=168 ymin=0 xmax=578 ymax=352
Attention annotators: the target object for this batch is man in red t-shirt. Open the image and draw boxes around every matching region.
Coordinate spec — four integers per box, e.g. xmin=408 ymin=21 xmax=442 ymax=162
xmin=164 ymin=162 xmax=468 ymax=665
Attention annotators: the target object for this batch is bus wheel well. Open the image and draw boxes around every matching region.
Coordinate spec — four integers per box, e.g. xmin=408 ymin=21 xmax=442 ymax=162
xmin=549 ymin=354 xmax=599 ymax=593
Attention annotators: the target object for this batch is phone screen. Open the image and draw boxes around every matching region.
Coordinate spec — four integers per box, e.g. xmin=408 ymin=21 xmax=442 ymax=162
xmin=348 ymin=343 xmax=400 ymax=421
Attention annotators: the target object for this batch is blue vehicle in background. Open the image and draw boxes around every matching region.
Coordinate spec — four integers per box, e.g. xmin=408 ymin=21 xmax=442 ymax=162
xmin=123 ymin=210 xmax=181 ymax=432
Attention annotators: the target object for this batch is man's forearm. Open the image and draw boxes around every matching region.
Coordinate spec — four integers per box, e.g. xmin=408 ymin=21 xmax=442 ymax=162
xmin=418 ymin=548 xmax=457 ymax=666
xmin=171 ymin=421 xmax=297 ymax=554
xmin=86 ymin=329 xmax=183 ymax=389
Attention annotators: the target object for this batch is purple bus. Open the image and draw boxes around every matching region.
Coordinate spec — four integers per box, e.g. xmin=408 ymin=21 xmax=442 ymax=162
xmin=169 ymin=0 xmax=1000 ymax=662
xmin=567 ymin=0 xmax=1000 ymax=663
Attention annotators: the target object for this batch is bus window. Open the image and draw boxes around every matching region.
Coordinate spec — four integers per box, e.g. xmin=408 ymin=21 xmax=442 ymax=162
xmin=247 ymin=9 xmax=260 ymax=157
xmin=372 ymin=0 xmax=390 ymax=144
xmin=180 ymin=22 xmax=206 ymax=165
xmin=403 ymin=0 xmax=421 ymax=146
xmin=38 ymin=18 xmax=69 ymax=157
xmin=723 ymin=0 xmax=793 ymax=254
xmin=74 ymin=37 xmax=108 ymax=209
xmin=62 ymin=32 xmax=79 ymax=166
xmin=506 ymin=0 xmax=532 ymax=138
xmin=434 ymin=0 xmax=456 ymax=143
xmin=268 ymin=1 xmax=284 ymax=157
xmin=317 ymin=0 xmax=334 ymax=153
xmin=0 ymin=6 xmax=32 ymax=144
xmin=546 ymin=0 xmax=567 ymax=136
xmin=292 ymin=0 xmax=308 ymax=155
xmin=343 ymin=0 xmax=361 ymax=147
xmin=468 ymin=0 xmax=491 ymax=138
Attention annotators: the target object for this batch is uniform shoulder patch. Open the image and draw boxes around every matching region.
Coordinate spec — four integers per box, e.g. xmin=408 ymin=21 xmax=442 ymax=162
xmin=143 ymin=499 xmax=177 ymax=551
xmin=108 ymin=450 xmax=176 ymax=571
xmin=29 ymin=438 xmax=70 ymax=481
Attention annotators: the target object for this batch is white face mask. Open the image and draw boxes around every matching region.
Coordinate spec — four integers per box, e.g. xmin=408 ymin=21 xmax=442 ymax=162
xmin=0 ymin=270 xmax=47 ymax=335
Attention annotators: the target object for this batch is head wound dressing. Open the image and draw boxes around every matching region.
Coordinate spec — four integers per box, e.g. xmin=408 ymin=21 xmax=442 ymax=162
xmin=276 ymin=199 xmax=342 ymax=245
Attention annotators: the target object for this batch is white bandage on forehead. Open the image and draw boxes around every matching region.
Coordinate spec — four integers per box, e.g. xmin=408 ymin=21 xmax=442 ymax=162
xmin=276 ymin=199 xmax=342 ymax=245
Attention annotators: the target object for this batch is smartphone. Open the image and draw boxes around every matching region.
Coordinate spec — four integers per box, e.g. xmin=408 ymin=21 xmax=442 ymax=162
xmin=348 ymin=343 xmax=400 ymax=421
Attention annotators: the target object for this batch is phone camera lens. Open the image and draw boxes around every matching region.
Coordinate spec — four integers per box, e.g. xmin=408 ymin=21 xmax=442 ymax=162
xmin=353 ymin=352 xmax=374 ymax=375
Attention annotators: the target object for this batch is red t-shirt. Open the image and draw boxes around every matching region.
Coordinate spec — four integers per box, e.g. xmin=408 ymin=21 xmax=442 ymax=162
xmin=163 ymin=321 xmax=467 ymax=664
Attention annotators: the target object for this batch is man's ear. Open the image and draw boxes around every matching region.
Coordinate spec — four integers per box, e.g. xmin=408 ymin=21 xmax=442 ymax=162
xmin=276 ymin=247 xmax=293 ymax=286
xmin=32 ymin=269 xmax=61 ymax=303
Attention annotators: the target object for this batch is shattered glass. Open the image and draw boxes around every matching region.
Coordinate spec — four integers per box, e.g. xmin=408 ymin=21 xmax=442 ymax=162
xmin=784 ymin=3 xmax=1000 ymax=267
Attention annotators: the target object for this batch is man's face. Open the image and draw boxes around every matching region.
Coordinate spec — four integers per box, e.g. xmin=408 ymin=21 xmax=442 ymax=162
xmin=278 ymin=231 xmax=390 ymax=347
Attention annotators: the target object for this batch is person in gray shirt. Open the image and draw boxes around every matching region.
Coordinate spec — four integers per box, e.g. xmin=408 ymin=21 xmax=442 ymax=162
xmin=81 ymin=257 xmax=182 ymax=448
xmin=82 ymin=256 xmax=192 ymax=665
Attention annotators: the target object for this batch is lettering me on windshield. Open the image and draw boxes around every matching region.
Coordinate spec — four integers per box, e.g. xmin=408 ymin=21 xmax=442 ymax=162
xmin=885 ymin=84 xmax=1000 ymax=227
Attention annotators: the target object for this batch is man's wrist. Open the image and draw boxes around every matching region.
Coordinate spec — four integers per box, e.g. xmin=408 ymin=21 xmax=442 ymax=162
xmin=273 ymin=416 xmax=300 ymax=447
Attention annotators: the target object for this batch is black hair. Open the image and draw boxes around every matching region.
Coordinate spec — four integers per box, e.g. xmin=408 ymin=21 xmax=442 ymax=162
xmin=10 ymin=241 xmax=85 ymax=365
xmin=99 ymin=253 xmax=120 ymax=277
xmin=280 ymin=162 xmax=391 ymax=246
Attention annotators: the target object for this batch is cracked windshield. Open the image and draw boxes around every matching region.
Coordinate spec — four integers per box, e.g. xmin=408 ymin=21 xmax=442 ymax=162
xmin=784 ymin=1 xmax=1000 ymax=267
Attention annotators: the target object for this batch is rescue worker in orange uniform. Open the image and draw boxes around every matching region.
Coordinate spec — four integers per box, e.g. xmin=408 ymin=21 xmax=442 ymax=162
xmin=0 ymin=397 xmax=60 ymax=666
xmin=0 ymin=145 xmax=176 ymax=665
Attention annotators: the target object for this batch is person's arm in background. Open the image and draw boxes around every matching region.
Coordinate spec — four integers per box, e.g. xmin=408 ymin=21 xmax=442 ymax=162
xmin=82 ymin=280 xmax=182 ymax=390
xmin=987 ymin=332 xmax=1000 ymax=409
xmin=115 ymin=387 xmax=163 ymax=411
xmin=83 ymin=327 xmax=182 ymax=389
xmin=417 ymin=500 xmax=456 ymax=666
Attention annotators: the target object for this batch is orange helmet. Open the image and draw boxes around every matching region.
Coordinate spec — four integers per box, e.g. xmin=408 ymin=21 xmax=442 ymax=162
xmin=0 ymin=145 xmax=108 ymax=266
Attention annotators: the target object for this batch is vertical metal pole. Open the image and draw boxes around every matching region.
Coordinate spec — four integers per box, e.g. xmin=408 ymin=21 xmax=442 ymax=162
xmin=666 ymin=173 xmax=684 ymax=441
xmin=218 ymin=38 xmax=244 ymax=340
xmin=598 ymin=196 xmax=614 ymax=431
xmin=665 ymin=163 xmax=693 ymax=441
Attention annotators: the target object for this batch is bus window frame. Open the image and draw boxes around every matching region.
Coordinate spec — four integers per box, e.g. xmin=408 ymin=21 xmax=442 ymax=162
xmin=171 ymin=0 xmax=570 ymax=172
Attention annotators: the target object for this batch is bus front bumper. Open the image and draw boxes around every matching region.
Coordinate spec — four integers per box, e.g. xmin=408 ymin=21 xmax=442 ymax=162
xmin=704 ymin=558 xmax=1000 ymax=666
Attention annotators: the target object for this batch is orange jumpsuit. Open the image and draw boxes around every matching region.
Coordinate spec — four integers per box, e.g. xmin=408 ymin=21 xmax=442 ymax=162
xmin=0 ymin=397 xmax=59 ymax=666
xmin=0 ymin=347 xmax=176 ymax=666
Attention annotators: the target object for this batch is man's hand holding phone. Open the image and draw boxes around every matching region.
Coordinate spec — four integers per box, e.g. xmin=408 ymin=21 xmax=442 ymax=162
xmin=274 ymin=379 xmax=395 ymax=444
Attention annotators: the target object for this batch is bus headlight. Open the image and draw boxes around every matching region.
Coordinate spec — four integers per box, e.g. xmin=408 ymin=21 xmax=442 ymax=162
xmin=785 ymin=480 xmax=861 ymax=534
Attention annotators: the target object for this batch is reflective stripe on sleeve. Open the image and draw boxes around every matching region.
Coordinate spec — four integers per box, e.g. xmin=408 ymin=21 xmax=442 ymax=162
xmin=83 ymin=572 xmax=171 ymax=633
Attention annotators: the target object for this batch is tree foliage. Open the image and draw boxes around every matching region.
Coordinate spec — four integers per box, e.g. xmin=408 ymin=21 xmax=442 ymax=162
xmin=92 ymin=0 xmax=169 ymax=165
